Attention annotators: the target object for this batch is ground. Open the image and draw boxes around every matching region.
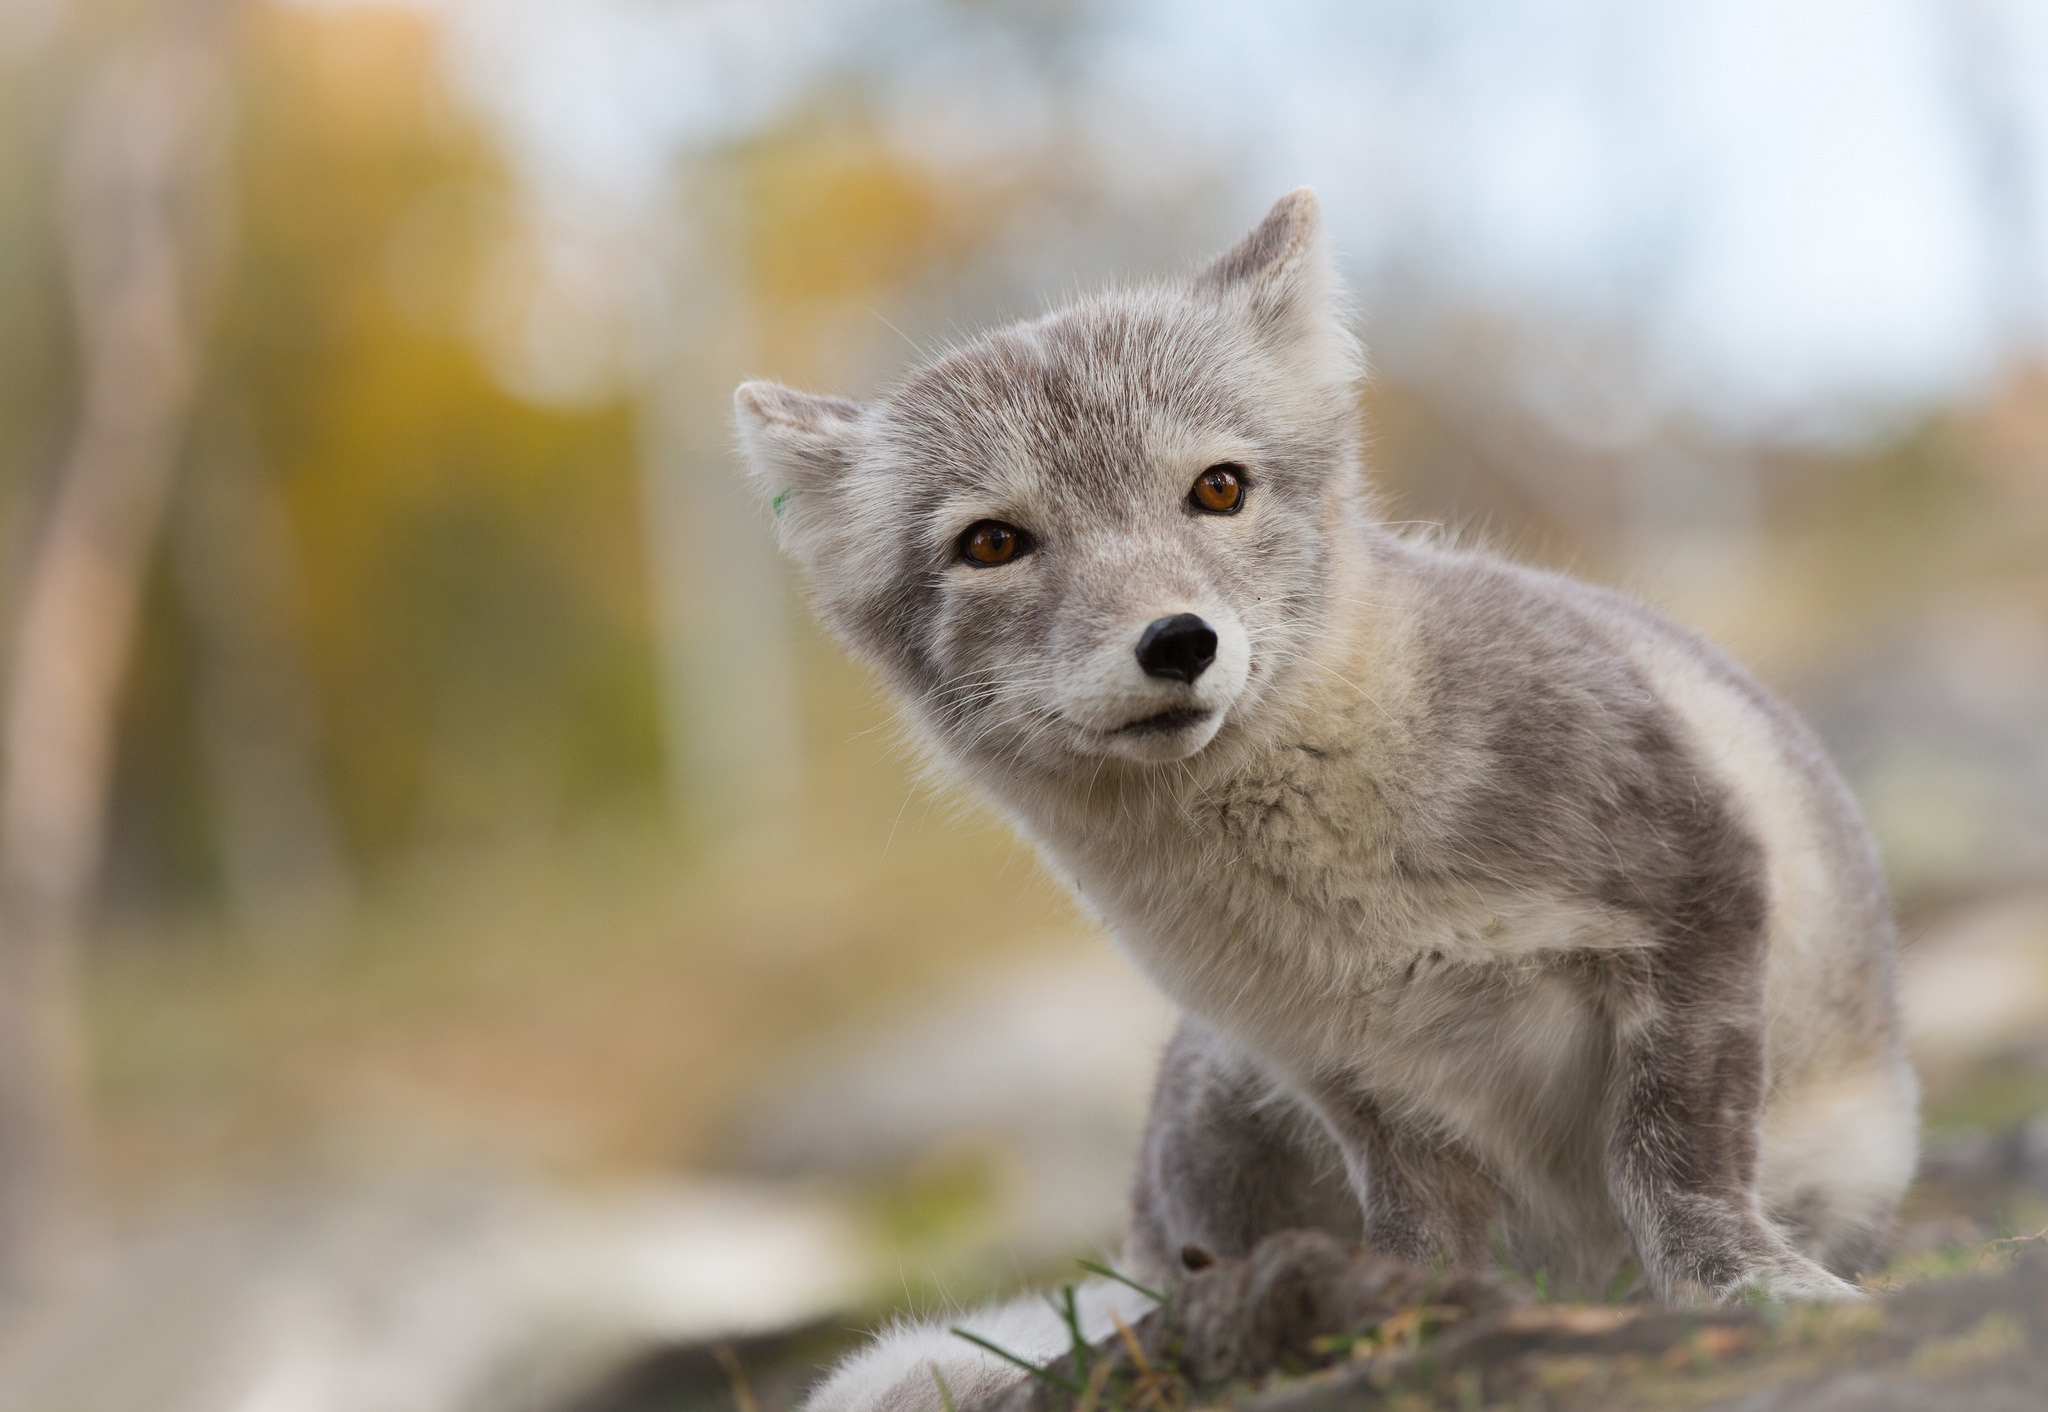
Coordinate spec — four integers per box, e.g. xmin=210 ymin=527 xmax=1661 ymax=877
xmin=557 ymin=1062 xmax=2048 ymax=1412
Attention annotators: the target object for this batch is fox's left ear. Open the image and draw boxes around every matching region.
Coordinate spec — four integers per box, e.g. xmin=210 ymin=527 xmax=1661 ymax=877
xmin=734 ymin=380 xmax=865 ymax=565
xmin=1196 ymin=188 xmax=1360 ymax=385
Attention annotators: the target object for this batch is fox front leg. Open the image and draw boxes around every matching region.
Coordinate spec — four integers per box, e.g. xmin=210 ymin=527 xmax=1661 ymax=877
xmin=1605 ymin=1001 xmax=1861 ymax=1303
xmin=1309 ymin=1088 xmax=1500 ymax=1272
xmin=1125 ymin=1021 xmax=1359 ymax=1286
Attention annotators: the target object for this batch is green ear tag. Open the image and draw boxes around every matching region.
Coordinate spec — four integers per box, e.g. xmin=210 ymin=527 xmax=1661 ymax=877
xmin=771 ymin=488 xmax=797 ymax=518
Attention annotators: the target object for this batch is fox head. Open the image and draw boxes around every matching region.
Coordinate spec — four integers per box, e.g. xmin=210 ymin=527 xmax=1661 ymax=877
xmin=734 ymin=189 xmax=1366 ymax=778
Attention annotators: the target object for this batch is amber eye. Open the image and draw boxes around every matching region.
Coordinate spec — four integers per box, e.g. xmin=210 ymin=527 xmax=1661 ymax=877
xmin=960 ymin=520 xmax=1031 ymax=565
xmin=1190 ymin=464 xmax=1245 ymax=514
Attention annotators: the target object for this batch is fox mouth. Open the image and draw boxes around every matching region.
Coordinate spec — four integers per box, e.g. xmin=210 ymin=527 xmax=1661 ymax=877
xmin=1114 ymin=706 xmax=1215 ymax=736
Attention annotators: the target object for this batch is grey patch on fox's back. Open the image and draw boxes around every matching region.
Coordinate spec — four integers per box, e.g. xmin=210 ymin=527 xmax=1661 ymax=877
xmin=1399 ymin=547 xmax=1772 ymax=950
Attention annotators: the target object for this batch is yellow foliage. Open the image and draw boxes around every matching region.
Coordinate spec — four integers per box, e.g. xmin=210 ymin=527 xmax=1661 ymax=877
xmin=186 ymin=5 xmax=655 ymax=862
xmin=714 ymin=115 xmax=1029 ymax=380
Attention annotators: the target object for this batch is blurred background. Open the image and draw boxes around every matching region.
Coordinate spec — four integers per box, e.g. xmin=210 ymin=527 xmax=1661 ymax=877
xmin=0 ymin=0 xmax=2045 ymax=1408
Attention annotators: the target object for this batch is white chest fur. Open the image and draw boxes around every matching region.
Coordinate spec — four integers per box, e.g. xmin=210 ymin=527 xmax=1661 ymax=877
xmin=1026 ymin=740 xmax=1635 ymax=1200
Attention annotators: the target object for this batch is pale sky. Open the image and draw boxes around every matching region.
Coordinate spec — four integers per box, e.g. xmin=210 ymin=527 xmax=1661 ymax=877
xmin=291 ymin=0 xmax=2048 ymax=433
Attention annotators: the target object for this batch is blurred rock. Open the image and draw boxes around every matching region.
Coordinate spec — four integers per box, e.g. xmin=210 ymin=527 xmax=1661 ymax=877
xmin=1803 ymin=621 xmax=2048 ymax=905
xmin=1897 ymin=888 xmax=2048 ymax=1066
xmin=0 ymin=1176 xmax=868 ymax=1412
xmin=729 ymin=944 xmax=1177 ymax=1262
xmin=551 ymin=1317 xmax=861 ymax=1412
xmin=1921 ymin=1118 xmax=2048 ymax=1213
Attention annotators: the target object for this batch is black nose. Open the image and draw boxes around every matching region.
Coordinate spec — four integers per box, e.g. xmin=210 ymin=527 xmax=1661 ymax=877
xmin=1135 ymin=613 xmax=1218 ymax=684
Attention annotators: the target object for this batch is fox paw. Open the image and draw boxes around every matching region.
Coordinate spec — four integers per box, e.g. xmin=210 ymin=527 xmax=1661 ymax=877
xmin=1722 ymin=1256 xmax=1864 ymax=1305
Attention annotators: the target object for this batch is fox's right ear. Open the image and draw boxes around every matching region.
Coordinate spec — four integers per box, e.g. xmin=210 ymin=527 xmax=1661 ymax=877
xmin=733 ymin=381 xmax=865 ymax=563
xmin=1195 ymin=188 xmax=1359 ymax=387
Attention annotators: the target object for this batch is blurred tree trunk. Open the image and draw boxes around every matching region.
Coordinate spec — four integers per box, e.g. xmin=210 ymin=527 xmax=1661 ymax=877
xmin=1939 ymin=0 xmax=2047 ymax=359
xmin=0 ymin=2 xmax=239 ymax=1297
xmin=640 ymin=214 xmax=801 ymax=843
xmin=172 ymin=411 xmax=354 ymax=943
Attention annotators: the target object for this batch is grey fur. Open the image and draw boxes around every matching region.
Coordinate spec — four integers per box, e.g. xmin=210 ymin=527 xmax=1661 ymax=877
xmin=736 ymin=188 xmax=1917 ymax=1345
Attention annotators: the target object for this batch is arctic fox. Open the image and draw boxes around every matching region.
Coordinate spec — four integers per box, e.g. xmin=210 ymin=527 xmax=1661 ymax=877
xmin=735 ymin=190 xmax=1918 ymax=1409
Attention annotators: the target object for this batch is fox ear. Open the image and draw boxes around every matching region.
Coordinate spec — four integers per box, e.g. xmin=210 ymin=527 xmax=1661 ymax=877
xmin=1198 ymin=188 xmax=1324 ymax=295
xmin=1195 ymin=188 xmax=1357 ymax=381
xmin=734 ymin=381 xmax=865 ymax=561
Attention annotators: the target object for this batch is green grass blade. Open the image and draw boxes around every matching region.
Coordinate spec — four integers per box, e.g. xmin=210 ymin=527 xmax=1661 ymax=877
xmin=950 ymin=1329 xmax=1082 ymax=1396
xmin=1050 ymin=1284 xmax=1094 ymax=1373
xmin=1075 ymin=1259 xmax=1167 ymax=1305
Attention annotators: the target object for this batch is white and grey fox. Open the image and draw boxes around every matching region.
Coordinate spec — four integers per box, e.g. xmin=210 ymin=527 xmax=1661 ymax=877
xmin=734 ymin=190 xmax=1918 ymax=1411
